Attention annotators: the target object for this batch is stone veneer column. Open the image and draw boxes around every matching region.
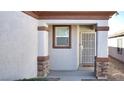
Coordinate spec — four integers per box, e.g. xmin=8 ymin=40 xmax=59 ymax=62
xmin=37 ymin=24 xmax=49 ymax=77
xmin=95 ymin=26 xmax=109 ymax=79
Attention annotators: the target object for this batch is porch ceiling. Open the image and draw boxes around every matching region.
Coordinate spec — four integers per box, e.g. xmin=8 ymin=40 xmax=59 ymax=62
xmin=23 ymin=11 xmax=116 ymax=20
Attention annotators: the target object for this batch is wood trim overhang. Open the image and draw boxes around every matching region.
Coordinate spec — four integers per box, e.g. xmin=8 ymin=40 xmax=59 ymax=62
xmin=37 ymin=56 xmax=49 ymax=62
xmin=95 ymin=26 xmax=109 ymax=31
xmin=23 ymin=11 xmax=116 ymax=20
xmin=38 ymin=26 xmax=49 ymax=31
xmin=96 ymin=57 xmax=109 ymax=62
xmin=23 ymin=11 xmax=39 ymax=19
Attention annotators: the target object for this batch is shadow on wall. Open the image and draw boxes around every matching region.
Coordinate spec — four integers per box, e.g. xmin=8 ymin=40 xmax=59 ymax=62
xmin=109 ymin=47 xmax=124 ymax=63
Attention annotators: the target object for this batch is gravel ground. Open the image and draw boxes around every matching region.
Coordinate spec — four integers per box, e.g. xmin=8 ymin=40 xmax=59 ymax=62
xmin=108 ymin=57 xmax=124 ymax=81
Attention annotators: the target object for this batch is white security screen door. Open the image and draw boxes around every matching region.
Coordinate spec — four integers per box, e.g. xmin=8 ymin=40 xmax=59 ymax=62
xmin=79 ymin=32 xmax=96 ymax=66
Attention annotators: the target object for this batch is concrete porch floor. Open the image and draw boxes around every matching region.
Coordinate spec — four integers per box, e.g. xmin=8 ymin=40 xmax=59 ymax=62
xmin=47 ymin=67 xmax=96 ymax=81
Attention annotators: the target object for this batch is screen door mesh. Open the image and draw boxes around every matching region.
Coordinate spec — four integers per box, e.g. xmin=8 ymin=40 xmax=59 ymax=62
xmin=81 ymin=32 xmax=95 ymax=64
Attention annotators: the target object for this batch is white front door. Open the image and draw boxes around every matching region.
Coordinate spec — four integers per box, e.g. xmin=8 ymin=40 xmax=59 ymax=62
xmin=79 ymin=32 xmax=96 ymax=66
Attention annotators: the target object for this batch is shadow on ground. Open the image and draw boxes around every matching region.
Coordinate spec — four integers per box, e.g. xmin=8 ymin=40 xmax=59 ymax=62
xmin=108 ymin=57 xmax=124 ymax=81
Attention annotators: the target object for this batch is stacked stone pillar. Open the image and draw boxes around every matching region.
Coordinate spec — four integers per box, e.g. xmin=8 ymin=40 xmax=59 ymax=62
xmin=37 ymin=23 xmax=49 ymax=77
xmin=95 ymin=26 xmax=109 ymax=79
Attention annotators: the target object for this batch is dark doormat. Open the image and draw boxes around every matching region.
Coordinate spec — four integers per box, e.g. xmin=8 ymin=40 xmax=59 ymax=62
xmin=47 ymin=78 xmax=60 ymax=81
xmin=16 ymin=77 xmax=60 ymax=81
xmin=81 ymin=79 xmax=97 ymax=81
xmin=81 ymin=79 xmax=108 ymax=81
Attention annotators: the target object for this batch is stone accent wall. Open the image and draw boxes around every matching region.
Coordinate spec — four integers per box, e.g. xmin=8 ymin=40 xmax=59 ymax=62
xmin=37 ymin=24 xmax=49 ymax=77
xmin=96 ymin=57 xmax=109 ymax=79
xmin=37 ymin=56 xmax=49 ymax=77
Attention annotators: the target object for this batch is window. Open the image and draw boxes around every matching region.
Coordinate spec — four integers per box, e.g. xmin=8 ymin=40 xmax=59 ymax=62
xmin=53 ymin=25 xmax=71 ymax=48
xmin=117 ymin=38 xmax=123 ymax=54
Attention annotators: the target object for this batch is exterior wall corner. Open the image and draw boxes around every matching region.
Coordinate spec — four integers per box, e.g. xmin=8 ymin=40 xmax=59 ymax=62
xmin=37 ymin=23 xmax=49 ymax=77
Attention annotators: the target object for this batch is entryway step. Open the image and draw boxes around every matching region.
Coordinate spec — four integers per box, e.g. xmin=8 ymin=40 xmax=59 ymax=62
xmin=47 ymin=70 xmax=96 ymax=81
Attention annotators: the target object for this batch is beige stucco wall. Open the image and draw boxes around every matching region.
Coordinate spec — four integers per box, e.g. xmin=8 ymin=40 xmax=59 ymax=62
xmin=97 ymin=31 xmax=108 ymax=57
xmin=48 ymin=24 xmax=108 ymax=70
xmin=38 ymin=31 xmax=48 ymax=56
xmin=38 ymin=19 xmax=108 ymax=70
xmin=48 ymin=25 xmax=79 ymax=70
xmin=0 ymin=12 xmax=38 ymax=80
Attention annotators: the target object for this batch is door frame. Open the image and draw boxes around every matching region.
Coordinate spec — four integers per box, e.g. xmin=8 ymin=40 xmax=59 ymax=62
xmin=78 ymin=25 xmax=96 ymax=68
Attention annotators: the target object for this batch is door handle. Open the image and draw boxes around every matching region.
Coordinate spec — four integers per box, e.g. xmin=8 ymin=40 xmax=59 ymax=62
xmin=81 ymin=46 xmax=83 ymax=49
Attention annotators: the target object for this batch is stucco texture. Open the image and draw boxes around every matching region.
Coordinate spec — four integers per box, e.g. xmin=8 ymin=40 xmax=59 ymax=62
xmin=48 ymin=25 xmax=79 ymax=70
xmin=0 ymin=12 xmax=38 ymax=80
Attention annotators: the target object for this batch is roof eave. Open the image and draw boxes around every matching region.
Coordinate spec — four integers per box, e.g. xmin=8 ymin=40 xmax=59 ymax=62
xmin=23 ymin=11 xmax=116 ymax=20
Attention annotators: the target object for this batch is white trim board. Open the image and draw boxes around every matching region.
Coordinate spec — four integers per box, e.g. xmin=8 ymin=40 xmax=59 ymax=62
xmin=39 ymin=20 xmax=108 ymax=26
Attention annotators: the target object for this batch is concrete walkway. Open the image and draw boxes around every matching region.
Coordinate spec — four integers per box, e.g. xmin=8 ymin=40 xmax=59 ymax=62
xmin=47 ymin=67 xmax=96 ymax=81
